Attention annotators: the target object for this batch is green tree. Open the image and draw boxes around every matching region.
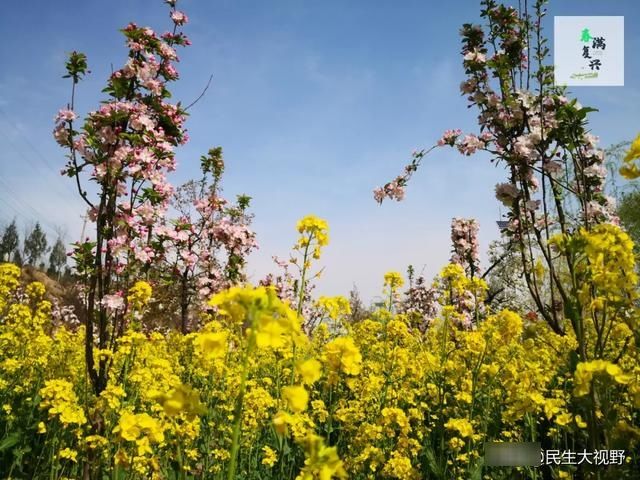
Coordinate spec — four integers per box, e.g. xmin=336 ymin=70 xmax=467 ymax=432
xmin=0 ymin=220 xmax=20 ymax=262
xmin=48 ymin=237 xmax=67 ymax=278
xmin=618 ymin=189 xmax=640 ymax=253
xmin=23 ymin=222 xmax=48 ymax=266
xmin=12 ymin=249 xmax=23 ymax=267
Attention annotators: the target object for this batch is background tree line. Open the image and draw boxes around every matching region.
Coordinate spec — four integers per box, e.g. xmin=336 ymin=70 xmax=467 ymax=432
xmin=0 ymin=219 xmax=69 ymax=280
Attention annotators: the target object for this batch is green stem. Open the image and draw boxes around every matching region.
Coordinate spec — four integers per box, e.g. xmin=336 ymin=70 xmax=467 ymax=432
xmin=226 ymin=314 xmax=256 ymax=480
xmin=296 ymin=234 xmax=313 ymax=318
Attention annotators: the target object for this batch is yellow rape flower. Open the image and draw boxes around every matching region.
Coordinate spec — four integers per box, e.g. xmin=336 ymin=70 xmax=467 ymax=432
xmin=620 ymin=133 xmax=640 ymax=179
xmin=273 ymin=410 xmax=294 ymax=436
xmin=574 ymin=360 xmax=632 ymax=397
xmin=444 ymin=418 xmax=474 ymax=438
xmin=383 ymin=271 xmax=405 ymax=292
xmin=296 ymin=433 xmax=347 ymax=480
xmin=296 ymin=215 xmax=330 ymax=259
xmin=155 ymin=383 xmax=204 ymax=417
xmin=195 ymin=331 xmax=228 ymax=359
xmin=209 ymin=286 xmax=303 ymax=348
xmin=58 ymin=448 xmax=78 ymax=463
xmin=296 ymin=358 xmax=322 ymax=385
xmin=127 ymin=280 xmax=153 ymax=310
xmin=25 ymin=282 xmax=46 ymax=301
xmin=316 ymin=296 xmax=351 ymax=321
xmin=323 ymin=337 xmax=362 ymax=376
xmin=282 ymin=385 xmax=309 ymax=413
xmin=575 ymin=415 xmax=588 ymax=429
xmin=113 ymin=412 xmax=164 ymax=443
xmin=39 ymin=379 xmax=87 ymax=426
xmin=261 ymin=446 xmax=278 ymax=467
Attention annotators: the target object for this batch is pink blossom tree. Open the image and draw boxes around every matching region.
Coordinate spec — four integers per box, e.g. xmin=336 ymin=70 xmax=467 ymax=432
xmin=150 ymin=147 xmax=257 ymax=333
xmin=55 ymin=0 xmax=205 ymax=394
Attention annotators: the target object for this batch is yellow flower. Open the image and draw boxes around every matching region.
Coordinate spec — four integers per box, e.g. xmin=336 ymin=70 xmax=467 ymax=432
xmin=296 ymin=358 xmax=322 ymax=385
xmin=58 ymin=448 xmax=78 ymax=463
xmin=323 ymin=337 xmax=362 ymax=376
xmin=39 ymin=379 xmax=87 ymax=426
xmin=619 ymin=132 xmax=640 ymax=178
xmin=155 ymin=383 xmax=204 ymax=417
xmin=623 ymin=134 xmax=640 ymax=162
xmin=383 ymin=450 xmax=416 ymax=479
xmin=555 ymin=412 xmax=572 ymax=427
xmin=297 ymin=434 xmax=347 ymax=480
xmin=383 ymin=271 xmax=404 ymax=292
xmin=127 ymin=280 xmax=153 ymax=310
xmin=261 ymin=446 xmax=278 ymax=467
xmin=273 ymin=410 xmax=294 ymax=436
xmin=85 ymin=435 xmax=108 ymax=449
xmin=316 ymin=296 xmax=351 ymax=321
xmin=195 ymin=331 xmax=228 ymax=359
xmin=113 ymin=412 xmax=164 ymax=444
xmin=282 ymin=385 xmax=309 ymax=413
xmin=444 ymin=418 xmax=474 ymax=438
xmin=575 ymin=415 xmax=587 ymax=429
xmin=26 ymin=282 xmax=46 ymax=301
xmin=37 ymin=422 xmax=47 ymax=434
xmin=209 ymin=286 xmax=303 ymax=348
xmin=574 ymin=360 xmax=632 ymax=397
xmin=114 ymin=412 xmax=141 ymax=441
xmin=620 ymin=163 xmax=640 ymax=179
xmin=296 ymin=215 xmax=330 ymax=259
xmin=495 ymin=310 xmax=523 ymax=341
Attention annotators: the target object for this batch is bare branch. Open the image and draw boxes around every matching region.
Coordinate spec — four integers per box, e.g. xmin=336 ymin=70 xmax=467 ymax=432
xmin=185 ymin=74 xmax=214 ymax=111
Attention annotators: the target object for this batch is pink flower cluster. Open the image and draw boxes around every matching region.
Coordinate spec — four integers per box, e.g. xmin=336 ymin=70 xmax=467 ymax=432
xmin=456 ymin=133 xmax=490 ymax=156
xmin=437 ymin=129 xmax=462 ymax=147
xmin=400 ymin=276 xmax=440 ymax=332
xmin=170 ymin=11 xmax=189 ymax=26
xmin=450 ymin=217 xmax=481 ymax=277
xmin=373 ymin=179 xmax=405 ymax=204
xmin=494 ymin=182 xmax=519 ymax=207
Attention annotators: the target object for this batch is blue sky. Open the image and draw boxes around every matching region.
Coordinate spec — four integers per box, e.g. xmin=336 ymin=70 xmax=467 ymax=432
xmin=1 ymin=0 xmax=639 ymax=302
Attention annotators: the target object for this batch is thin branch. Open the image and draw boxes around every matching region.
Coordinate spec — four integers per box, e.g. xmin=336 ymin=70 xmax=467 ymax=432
xmin=185 ymin=74 xmax=214 ymax=110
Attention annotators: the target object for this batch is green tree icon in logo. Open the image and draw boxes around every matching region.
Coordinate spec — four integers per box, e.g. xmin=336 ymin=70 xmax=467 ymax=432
xmin=581 ymin=28 xmax=593 ymax=42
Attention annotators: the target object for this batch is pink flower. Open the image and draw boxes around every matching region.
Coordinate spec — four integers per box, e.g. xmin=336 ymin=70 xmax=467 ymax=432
xmin=513 ymin=135 xmax=535 ymax=160
xmin=450 ymin=217 xmax=481 ymax=275
xmin=159 ymin=42 xmax=178 ymax=61
xmin=525 ymin=200 xmax=540 ymax=211
xmin=171 ymin=11 xmax=188 ymax=26
xmin=494 ymin=183 xmax=520 ymax=206
xmin=55 ymin=109 xmax=77 ymax=122
xmin=459 ymin=79 xmax=477 ymax=94
xmin=53 ymin=124 xmax=70 ymax=146
xmin=457 ymin=134 xmax=484 ymax=155
xmin=463 ymin=49 xmax=486 ymax=63
xmin=384 ymin=180 xmax=405 ymax=202
xmin=584 ymin=163 xmax=606 ymax=180
xmin=99 ymin=126 xmax=118 ymax=145
xmin=543 ymin=159 xmax=563 ymax=174
xmin=130 ymin=114 xmax=155 ymax=132
xmin=144 ymin=79 xmax=163 ymax=96
xmin=101 ymin=294 xmax=125 ymax=312
xmin=438 ymin=129 xmax=462 ymax=147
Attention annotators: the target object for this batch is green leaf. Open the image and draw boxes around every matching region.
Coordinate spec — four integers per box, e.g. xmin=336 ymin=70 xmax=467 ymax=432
xmin=469 ymin=457 xmax=484 ymax=480
xmin=0 ymin=432 xmax=21 ymax=452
